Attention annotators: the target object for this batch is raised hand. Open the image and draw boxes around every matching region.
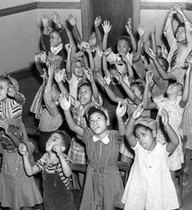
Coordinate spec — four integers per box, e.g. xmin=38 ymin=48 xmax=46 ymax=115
xmin=96 ymin=73 xmax=108 ymax=87
xmin=68 ymin=15 xmax=77 ymax=26
xmin=132 ymin=103 xmax=144 ymax=119
xmin=52 ymin=144 xmax=64 ymax=157
xmin=137 ymin=25 xmax=145 ymax=38
xmin=113 ymin=71 xmax=123 ymax=84
xmin=59 ymin=93 xmax=71 ymax=111
xmin=7 ymin=85 xmax=17 ymax=98
xmin=103 ymin=48 xmax=112 ymax=57
xmin=51 ymin=12 xmax=61 ymax=26
xmin=18 ymin=143 xmax=28 ymax=156
xmin=41 ymin=15 xmax=50 ymax=28
xmin=102 ymin=20 xmax=112 ymax=34
xmin=94 ymin=16 xmax=102 ymax=27
xmin=125 ymin=18 xmax=132 ymax=34
xmin=84 ymin=67 xmax=93 ymax=82
xmin=116 ymin=101 xmax=127 ymax=117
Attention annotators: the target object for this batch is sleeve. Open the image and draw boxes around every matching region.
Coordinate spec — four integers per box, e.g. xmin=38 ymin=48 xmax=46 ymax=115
xmin=82 ymin=127 xmax=93 ymax=144
xmin=43 ymin=89 xmax=59 ymax=117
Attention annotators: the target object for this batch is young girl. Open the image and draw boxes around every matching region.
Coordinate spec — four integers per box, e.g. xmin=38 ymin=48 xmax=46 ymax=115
xmin=164 ymin=4 xmax=192 ymax=73
xmin=143 ymin=65 xmax=191 ymax=207
xmin=0 ymin=121 xmax=42 ymax=210
xmin=19 ymin=130 xmax=75 ymax=210
xmin=122 ymin=104 xmax=179 ymax=210
xmin=59 ymin=93 xmax=126 ymax=210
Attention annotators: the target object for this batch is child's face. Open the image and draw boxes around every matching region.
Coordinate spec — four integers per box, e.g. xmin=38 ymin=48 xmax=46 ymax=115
xmin=45 ymin=133 xmax=63 ymax=152
xmin=0 ymin=131 xmax=16 ymax=151
xmin=50 ymin=31 xmax=61 ymax=48
xmin=89 ymin=112 xmax=107 ymax=135
xmin=77 ymin=85 xmax=92 ymax=106
xmin=88 ymin=32 xmax=97 ymax=48
xmin=131 ymin=85 xmax=142 ymax=99
xmin=74 ymin=61 xmax=84 ymax=78
xmin=0 ymin=80 xmax=9 ymax=101
xmin=135 ymin=127 xmax=155 ymax=150
xmin=166 ymin=83 xmax=182 ymax=96
xmin=115 ymin=60 xmax=127 ymax=75
xmin=175 ymin=26 xmax=186 ymax=42
xmin=117 ymin=39 xmax=130 ymax=54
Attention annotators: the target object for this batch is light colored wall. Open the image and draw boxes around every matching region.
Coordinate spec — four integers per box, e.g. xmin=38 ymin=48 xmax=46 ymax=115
xmin=0 ymin=10 xmax=39 ymax=74
xmin=0 ymin=0 xmax=82 ymax=74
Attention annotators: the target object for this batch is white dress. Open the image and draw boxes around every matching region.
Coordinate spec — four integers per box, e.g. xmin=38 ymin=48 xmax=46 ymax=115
xmin=121 ymin=142 xmax=179 ymax=210
xmin=154 ymin=95 xmax=184 ymax=171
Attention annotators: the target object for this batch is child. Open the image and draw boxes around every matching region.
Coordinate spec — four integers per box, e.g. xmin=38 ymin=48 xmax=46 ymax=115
xmin=0 ymin=121 xmax=42 ymax=210
xmin=19 ymin=130 xmax=75 ymax=210
xmin=59 ymin=93 xmax=126 ymax=210
xmin=122 ymin=104 xmax=179 ymax=210
xmin=143 ymin=65 xmax=191 ymax=207
xmin=164 ymin=4 xmax=192 ymax=73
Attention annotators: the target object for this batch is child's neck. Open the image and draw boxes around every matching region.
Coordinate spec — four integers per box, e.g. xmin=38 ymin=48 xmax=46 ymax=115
xmin=149 ymin=140 xmax=157 ymax=151
xmin=47 ymin=152 xmax=59 ymax=164
xmin=94 ymin=129 xmax=108 ymax=140
xmin=82 ymin=102 xmax=92 ymax=110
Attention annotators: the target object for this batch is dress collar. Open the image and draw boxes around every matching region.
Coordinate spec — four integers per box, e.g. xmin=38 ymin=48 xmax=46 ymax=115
xmin=93 ymin=132 xmax=110 ymax=144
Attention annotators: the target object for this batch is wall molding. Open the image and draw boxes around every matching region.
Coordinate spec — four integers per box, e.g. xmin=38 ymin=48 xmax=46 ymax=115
xmin=141 ymin=2 xmax=192 ymax=10
xmin=0 ymin=1 xmax=81 ymax=17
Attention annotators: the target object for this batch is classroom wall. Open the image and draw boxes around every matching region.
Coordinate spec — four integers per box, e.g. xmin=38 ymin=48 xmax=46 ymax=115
xmin=140 ymin=0 xmax=192 ymax=46
xmin=0 ymin=0 xmax=84 ymax=74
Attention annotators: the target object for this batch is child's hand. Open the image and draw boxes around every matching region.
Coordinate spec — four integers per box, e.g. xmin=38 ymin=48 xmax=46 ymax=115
xmin=68 ymin=15 xmax=77 ymax=26
xmin=51 ymin=12 xmax=61 ymax=26
xmin=147 ymin=48 xmax=156 ymax=59
xmin=54 ymin=69 xmax=66 ymax=83
xmin=96 ymin=73 xmax=108 ymax=87
xmin=116 ymin=101 xmax=127 ymax=117
xmin=145 ymin=71 xmax=153 ymax=85
xmin=113 ymin=72 xmax=123 ymax=84
xmin=103 ymin=48 xmax=112 ymax=57
xmin=59 ymin=93 xmax=71 ymax=111
xmin=0 ymin=120 xmax=8 ymax=132
xmin=47 ymin=61 xmax=56 ymax=76
xmin=65 ymin=44 xmax=72 ymax=54
xmin=159 ymin=109 xmax=169 ymax=126
xmin=52 ymin=144 xmax=64 ymax=157
xmin=7 ymin=85 xmax=17 ymax=98
xmin=84 ymin=68 xmax=93 ymax=82
xmin=19 ymin=143 xmax=28 ymax=156
xmin=102 ymin=20 xmax=112 ymax=34
xmin=137 ymin=25 xmax=145 ymax=38
xmin=94 ymin=16 xmax=102 ymax=27
xmin=41 ymin=15 xmax=50 ymax=28
xmin=125 ymin=18 xmax=132 ymax=34
xmin=161 ymin=45 xmax=168 ymax=58
xmin=132 ymin=103 xmax=144 ymax=119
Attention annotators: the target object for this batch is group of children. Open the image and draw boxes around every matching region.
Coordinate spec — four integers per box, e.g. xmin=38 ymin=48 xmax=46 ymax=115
xmin=0 ymin=4 xmax=192 ymax=210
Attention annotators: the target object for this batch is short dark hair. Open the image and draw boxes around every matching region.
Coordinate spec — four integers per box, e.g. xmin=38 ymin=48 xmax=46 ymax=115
xmin=55 ymin=130 xmax=71 ymax=154
xmin=117 ymin=35 xmax=131 ymax=46
xmin=87 ymin=106 xmax=108 ymax=126
xmin=77 ymin=81 xmax=92 ymax=94
xmin=133 ymin=123 xmax=153 ymax=137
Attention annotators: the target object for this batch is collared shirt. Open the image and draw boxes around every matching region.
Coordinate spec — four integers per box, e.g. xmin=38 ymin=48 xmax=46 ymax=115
xmin=93 ymin=132 xmax=110 ymax=144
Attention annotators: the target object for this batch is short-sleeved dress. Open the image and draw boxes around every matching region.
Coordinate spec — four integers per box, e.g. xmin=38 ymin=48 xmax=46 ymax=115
xmin=154 ymin=95 xmax=184 ymax=171
xmin=79 ymin=128 xmax=124 ymax=210
xmin=0 ymin=141 xmax=42 ymax=210
xmin=122 ymin=142 xmax=179 ymax=210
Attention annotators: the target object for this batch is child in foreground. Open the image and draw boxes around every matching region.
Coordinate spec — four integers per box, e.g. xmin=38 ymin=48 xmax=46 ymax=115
xmin=122 ymin=104 xmax=179 ymax=210
xmin=59 ymin=92 xmax=126 ymax=210
xmin=19 ymin=130 xmax=76 ymax=210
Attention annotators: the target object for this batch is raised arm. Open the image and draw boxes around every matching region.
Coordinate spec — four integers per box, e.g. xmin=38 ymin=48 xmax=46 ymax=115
xmin=59 ymin=93 xmax=83 ymax=137
xmin=94 ymin=16 xmax=102 ymax=49
xmin=180 ymin=63 xmax=192 ymax=108
xmin=116 ymin=101 xmax=127 ymax=136
xmin=125 ymin=103 xmax=143 ymax=147
xmin=160 ymin=109 xmax=179 ymax=154
xmin=102 ymin=20 xmax=112 ymax=51
xmin=125 ymin=18 xmax=137 ymax=53
xmin=19 ymin=143 xmax=40 ymax=176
